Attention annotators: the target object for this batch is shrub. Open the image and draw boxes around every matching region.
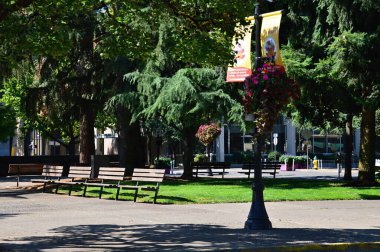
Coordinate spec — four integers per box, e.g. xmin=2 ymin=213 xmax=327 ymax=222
xmin=158 ymin=156 xmax=172 ymax=167
xmin=231 ymin=150 xmax=255 ymax=163
xmin=268 ymin=151 xmax=281 ymax=161
xmin=194 ymin=153 xmax=207 ymax=162
xmin=279 ymin=155 xmax=308 ymax=165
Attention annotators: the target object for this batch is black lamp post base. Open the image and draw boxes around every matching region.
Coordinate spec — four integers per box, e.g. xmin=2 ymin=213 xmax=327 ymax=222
xmin=245 ymin=165 xmax=273 ymax=230
xmin=245 ymin=218 xmax=272 ymax=230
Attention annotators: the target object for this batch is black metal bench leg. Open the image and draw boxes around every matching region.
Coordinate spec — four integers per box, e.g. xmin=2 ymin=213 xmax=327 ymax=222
xmin=68 ymin=185 xmax=73 ymax=196
xmin=153 ymin=189 xmax=159 ymax=204
xmin=83 ymin=185 xmax=87 ymax=197
xmin=116 ymin=187 xmax=120 ymax=200
xmin=55 ymin=184 xmax=60 ymax=194
xmin=99 ymin=187 xmax=103 ymax=199
xmin=207 ymin=168 xmax=213 ymax=176
xmin=133 ymin=188 xmax=139 ymax=202
xmin=42 ymin=183 xmax=46 ymax=193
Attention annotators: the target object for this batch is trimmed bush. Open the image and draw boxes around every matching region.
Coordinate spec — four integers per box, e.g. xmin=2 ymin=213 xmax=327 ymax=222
xmin=279 ymin=155 xmax=308 ymax=165
xmin=268 ymin=151 xmax=281 ymax=161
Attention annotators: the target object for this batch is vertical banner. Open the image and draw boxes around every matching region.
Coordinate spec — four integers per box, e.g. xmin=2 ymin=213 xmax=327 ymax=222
xmin=260 ymin=11 xmax=283 ymax=66
xmin=226 ymin=20 xmax=254 ymax=82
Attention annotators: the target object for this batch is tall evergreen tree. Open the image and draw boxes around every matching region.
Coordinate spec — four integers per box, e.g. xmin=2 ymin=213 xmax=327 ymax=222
xmin=123 ymin=20 xmax=243 ymax=178
xmin=280 ymin=0 xmax=380 ymax=185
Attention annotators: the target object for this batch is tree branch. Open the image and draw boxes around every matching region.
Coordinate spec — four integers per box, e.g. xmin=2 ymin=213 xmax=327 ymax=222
xmin=0 ymin=0 xmax=35 ymax=22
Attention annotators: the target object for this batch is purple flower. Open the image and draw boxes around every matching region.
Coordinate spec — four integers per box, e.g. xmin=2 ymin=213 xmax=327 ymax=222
xmin=263 ymin=74 xmax=269 ymax=81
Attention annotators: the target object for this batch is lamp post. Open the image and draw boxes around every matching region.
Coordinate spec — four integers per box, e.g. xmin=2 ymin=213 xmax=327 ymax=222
xmin=254 ymin=2 xmax=261 ymax=69
xmin=244 ymin=1 xmax=273 ymax=230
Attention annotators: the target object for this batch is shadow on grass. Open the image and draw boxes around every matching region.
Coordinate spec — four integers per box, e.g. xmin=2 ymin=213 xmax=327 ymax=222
xmin=1 ymin=224 xmax=380 ymax=251
xmin=52 ymin=188 xmax=193 ymax=204
xmin=167 ymin=177 xmax=338 ymax=190
xmin=359 ymin=194 xmax=380 ymax=200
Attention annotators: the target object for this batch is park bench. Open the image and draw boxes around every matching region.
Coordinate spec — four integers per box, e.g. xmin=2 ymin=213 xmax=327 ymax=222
xmin=191 ymin=162 xmax=230 ymax=179
xmin=8 ymin=163 xmax=44 ymax=187
xmin=54 ymin=166 xmax=92 ymax=195
xmin=117 ymin=168 xmax=165 ymax=204
xmin=82 ymin=167 xmax=126 ymax=199
xmin=239 ymin=161 xmax=281 ymax=179
xmin=31 ymin=165 xmax=65 ymax=192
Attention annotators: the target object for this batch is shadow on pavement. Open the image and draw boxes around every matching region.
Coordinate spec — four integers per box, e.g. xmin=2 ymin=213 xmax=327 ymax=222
xmin=0 ymin=189 xmax=41 ymax=199
xmin=1 ymin=224 xmax=380 ymax=251
xmin=0 ymin=213 xmax=19 ymax=220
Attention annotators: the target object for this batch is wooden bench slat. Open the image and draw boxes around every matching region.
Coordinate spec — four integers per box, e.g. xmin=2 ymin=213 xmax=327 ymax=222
xmin=132 ymin=177 xmax=163 ymax=183
xmin=69 ymin=166 xmax=92 ymax=171
xmin=68 ymin=170 xmax=92 ymax=175
xmin=132 ymin=172 xmax=165 ymax=177
xmin=98 ymin=170 xmax=125 ymax=176
xmin=83 ymin=182 xmax=118 ymax=187
xmin=98 ymin=167 xmax=125 ymax=172
xmin=43 ymin=168 xmax=64 ymax=172
xmin=133 ymin=168 xmax=165 ymax=174
xmin=8 ymin=164 xmax=44 ymax=174
xmin=42 ymin=172 xmax=63 ymax=176
xmin=97 ymin=175 xmax=124 ymax=181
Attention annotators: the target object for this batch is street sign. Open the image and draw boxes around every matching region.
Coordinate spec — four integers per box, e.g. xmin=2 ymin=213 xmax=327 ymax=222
xmin=273 ymin=133 xmax=278 ymax=146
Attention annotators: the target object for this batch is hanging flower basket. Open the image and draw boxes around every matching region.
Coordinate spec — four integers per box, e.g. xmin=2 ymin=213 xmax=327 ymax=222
xmin=195 ymin=123 xmax=221 ymax=146
xmin=242 ymin=62 xmax=300 ymax=134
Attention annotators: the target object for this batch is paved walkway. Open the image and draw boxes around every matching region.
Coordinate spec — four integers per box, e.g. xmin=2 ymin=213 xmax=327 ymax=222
xmin=0 ymin=170 xmax=379 ymax=251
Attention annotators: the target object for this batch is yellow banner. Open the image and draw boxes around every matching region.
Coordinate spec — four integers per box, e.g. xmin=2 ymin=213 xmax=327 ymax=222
xmin=260 ymin=11 xmax=283 ymax=66
xmin=226 ymin=20 xmax=254 ymax=82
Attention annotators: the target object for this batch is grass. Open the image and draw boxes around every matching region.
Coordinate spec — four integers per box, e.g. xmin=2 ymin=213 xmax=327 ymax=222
xmin=53 ymin=178 xmax=380 ymax=204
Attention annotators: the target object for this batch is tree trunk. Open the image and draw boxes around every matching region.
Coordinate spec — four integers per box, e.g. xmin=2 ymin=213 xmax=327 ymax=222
xmin=24 ymin=127 xmax=32 ymax=157
xmin=79 ymin=106 xmax=95 ymax=165
xmin=9 ymin=136 xmax=13 ymax=156
xmin=181 ymin=127 xmax=197 ymax=179
xmin=125 ymin=121 xmax=145 ymax=176
xmin=116 ymin=106 xmax=145 ymax=176
xmin=68 ymin=137 xmax=76 ymax=159
xmin=343 ymin=113 xmax=353 ymax=180
xmin=358 ymin=105 xmax=376 ymax=185
xmin=116 ymin=106 xmax=128 ymax=170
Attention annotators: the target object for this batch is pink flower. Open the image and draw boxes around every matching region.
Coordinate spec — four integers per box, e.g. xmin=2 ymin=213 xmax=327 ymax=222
xmin=263 ymin=74 xmax=269 ymax=81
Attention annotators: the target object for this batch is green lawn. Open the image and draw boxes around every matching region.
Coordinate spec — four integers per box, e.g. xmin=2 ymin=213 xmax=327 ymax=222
xmin=56 ymin=178 xmax=380 ymax=204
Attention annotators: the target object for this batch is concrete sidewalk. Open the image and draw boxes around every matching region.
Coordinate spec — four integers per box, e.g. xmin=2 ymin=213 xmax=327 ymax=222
xmin=0 ymin=185 xmax=379 ymax=251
